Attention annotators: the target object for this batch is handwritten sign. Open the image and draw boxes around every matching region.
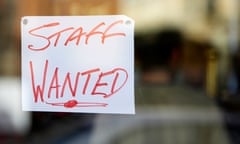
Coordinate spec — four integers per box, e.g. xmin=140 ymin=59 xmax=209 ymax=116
xmin=21 ymin=16 xmax=135 ymax=114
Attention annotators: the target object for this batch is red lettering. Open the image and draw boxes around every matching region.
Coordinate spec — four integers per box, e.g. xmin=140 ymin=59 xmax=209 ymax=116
xmin=81 ymin=68 xmax=100 ymax=94
xmin=64 ymin=27 xmax=86 ymax=46
xmin=102 ymin=20 xmax=126 ymax=44
xmin=60 ymin=72 xmax=81 ymax=97
xmin=30 ymin=60 xmax=48 ymax=103
xmin=108 ymin=68 xmax=128 ymax=98
xmin=92 ymin=68 xmax=128 ymax=98
xmin=48 ymin=67 xmax=60 ymax=99
xmin=48 ymin=27 xmax=74 ymax=47
xmin=27 ymin=20 xmax=126 ymax=51
xmin=91 ymin=72 xmax=109 ymax=97
xmin=29 ymin=60 xmax=129 ymax=105
xmin=28 ymin=22 xmax=59 ymax=51
xmin=85 ymin=22 xmax=105 ymax=44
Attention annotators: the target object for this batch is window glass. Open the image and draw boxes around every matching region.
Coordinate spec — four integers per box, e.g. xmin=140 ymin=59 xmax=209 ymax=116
xmin=0 ymin=0 xmax=239 ymax=144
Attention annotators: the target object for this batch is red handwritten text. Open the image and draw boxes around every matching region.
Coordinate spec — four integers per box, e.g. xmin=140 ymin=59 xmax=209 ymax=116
xmin=29 ymin=60 xmax=128 ymax=103
xmin=28 ymin=20 xmax=126 ymax=51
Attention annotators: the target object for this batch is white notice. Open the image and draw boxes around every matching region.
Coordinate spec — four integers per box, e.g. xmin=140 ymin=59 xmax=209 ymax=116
xmin=21 ymin=15 xmax=135 ymax=114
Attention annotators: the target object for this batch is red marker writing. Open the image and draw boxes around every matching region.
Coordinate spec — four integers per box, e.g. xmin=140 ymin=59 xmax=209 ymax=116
xmin=46 ymin=100 xmax=108 ymax=108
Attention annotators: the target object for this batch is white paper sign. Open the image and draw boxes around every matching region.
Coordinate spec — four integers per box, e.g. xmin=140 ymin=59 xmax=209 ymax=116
xmin=21 ymin=15 xmax=135 ymax=114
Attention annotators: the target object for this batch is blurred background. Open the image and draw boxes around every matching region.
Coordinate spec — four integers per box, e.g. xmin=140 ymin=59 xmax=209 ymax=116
xmin=0 ymin=0 xmax=240 ymax=143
